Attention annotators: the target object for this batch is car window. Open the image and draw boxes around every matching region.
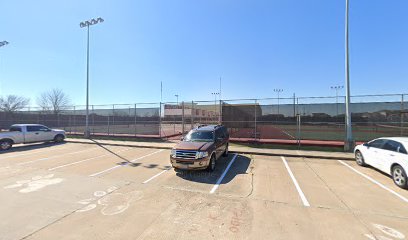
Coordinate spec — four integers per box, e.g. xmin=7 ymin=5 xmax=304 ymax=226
xmin=9 ymin=126 xmax=22 ymax=132
xmin=382 ymin=140 xmax=399 ymax=152
xmin=398 ymin=144 xmax=407 ymax=154
xmin=184 ymin=131 xmax=214 ymax=142
xmin=38 ymin=126 xmax=50 ymax=131
xmin=368 ymin=139 xmax=386 ymax=148
xmin=216 ymin=128 xmax=225 ymax=139
xmin=26 ymin=126 xmax=42 ymax=132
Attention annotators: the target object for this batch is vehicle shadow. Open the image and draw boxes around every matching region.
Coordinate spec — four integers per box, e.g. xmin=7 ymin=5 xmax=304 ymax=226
xmin=0 ymin=142 xmax=66 ymax=154
xmin=174 ymin=154 xmax=251 ymax=185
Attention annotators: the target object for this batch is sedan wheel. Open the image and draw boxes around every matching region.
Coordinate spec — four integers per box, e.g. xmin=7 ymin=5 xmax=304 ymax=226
xmin=355 ymin=150 xmax=366 ymax=166
xmin=392 ymin=165 xmax=407 ymax=189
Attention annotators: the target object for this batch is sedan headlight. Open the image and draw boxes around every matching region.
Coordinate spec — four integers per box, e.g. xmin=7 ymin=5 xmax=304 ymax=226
xmin=171 ymin=149 xmax=177 ymax=158
xmin=196 ymin=151 xmax=208 ymax=159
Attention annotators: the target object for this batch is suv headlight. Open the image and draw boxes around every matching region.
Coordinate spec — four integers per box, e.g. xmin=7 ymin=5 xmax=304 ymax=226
xmin=196 ymin=151 xmax=208 ymax=159
xmin=171 ymin=149 xmax=177 ymax=158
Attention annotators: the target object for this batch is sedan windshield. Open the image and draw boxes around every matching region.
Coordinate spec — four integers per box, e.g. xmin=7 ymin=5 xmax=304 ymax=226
xmin=184 ymin=131 xmax=214 ymax=142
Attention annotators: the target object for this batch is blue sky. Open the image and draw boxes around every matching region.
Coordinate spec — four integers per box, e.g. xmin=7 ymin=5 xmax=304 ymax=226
xmin=0 ymin=0 xmax=407 ymax=106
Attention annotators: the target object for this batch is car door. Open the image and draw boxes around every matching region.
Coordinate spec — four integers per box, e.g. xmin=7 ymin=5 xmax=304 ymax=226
xmin=36 ymin=125 xmax=54 ymax=141
xmin=25 ymin=125 xmax=42 ymax=142
xmin=364 ymin=139 xmax=386 ymax=167
xmin=214 ymin=129 xmax=224 ymax=158
xmin=380 ymin=140 xmax=406 ymax=174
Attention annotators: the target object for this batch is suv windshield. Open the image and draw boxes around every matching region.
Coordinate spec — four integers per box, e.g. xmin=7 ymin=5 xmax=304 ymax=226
xmin=184 ymin=131 xmax=214 ymax=142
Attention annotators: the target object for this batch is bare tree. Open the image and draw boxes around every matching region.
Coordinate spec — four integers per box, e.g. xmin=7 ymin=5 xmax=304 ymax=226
xmin=37 ymin=89 xmax=71 ymax=114
xmin=0 ymin=95 xmax=30 ymax=113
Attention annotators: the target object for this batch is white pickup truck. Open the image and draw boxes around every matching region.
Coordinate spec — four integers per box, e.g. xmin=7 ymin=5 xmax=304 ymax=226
xmin=0 ymin=124 xmax=66 ymax=150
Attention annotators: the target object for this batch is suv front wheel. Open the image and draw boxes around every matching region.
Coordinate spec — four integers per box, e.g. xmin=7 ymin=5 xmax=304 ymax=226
xmin=222 ymin=144 xmax=228 ymax=157
xmin=207 ymin=154 xmax=216 ymax=172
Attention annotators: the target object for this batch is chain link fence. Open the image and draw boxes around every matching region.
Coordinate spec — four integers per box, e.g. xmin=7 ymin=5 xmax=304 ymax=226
xmin=1 ymin=94 xmax=407 ymax=143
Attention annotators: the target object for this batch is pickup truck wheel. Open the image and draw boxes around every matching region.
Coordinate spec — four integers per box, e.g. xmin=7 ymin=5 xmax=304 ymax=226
xmin=0 ymin=140 xmax=12 ymax=150
xmin=54 ymin=134 xmax=65 ymax=143
xmin=207 ymin=154 xmax=216 ymax=172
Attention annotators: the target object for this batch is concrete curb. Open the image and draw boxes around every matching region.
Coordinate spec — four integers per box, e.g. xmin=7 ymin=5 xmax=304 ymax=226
xmin=66 ymin=139 xmax=355 ymax=161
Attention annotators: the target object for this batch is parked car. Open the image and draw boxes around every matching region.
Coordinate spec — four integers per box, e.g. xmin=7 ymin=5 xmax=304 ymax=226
xmin=170 ymin=125 xmax=229 ymax=171
xmin=0 ymin=124 xmax=66 ymax=150
xmin=354 ymin=137 xmax=408 ymax=189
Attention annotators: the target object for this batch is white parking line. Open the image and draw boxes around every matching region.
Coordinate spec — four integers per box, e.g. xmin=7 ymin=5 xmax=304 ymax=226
xmin=0 ymin=144 xmax=73 ymax=160
xmin=17 ymin=147 xmax=99 ymax=166
xmin=210 ymin=153 xmax=238 ymax=194
xmin=281 ymin=156 xmax=310 ymax=207
xmin=142 ymin=169 xmax=170 ymax=184
xmin=89 ymin=149 xmax=164 ymax=177
xmin=48 ymin=148 xmax=131 ymax=171
xmin=338 ymin=160 xmax=408 ymax=203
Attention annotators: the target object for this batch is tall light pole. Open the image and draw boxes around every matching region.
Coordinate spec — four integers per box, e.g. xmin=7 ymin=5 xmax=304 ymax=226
xmin=344 ymin=0 xmax=353 ymax=151
xmin=212 ymin=92 xmax=220 ymax=123
xmin=174 ymin=94 xmax=179 ymax=105
xmin=80 ymin=17 xmax=104 ymax=138
xmin=274 ymin=89 xmax=284 ymax=114
xmin=331 ymin=85 xmax=344 ymax=116
xmin=0 ymin=41 xmax=9 ymax=95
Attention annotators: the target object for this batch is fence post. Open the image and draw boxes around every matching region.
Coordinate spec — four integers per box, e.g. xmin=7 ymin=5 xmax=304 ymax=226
xmin=182 ymin=101 xmax=185 ymax=135
xmin=159 ymin=102 xmax=162 ymax=138
xmin=401 ymin=94 xmax=404 ymax=136
xmin=254 ymin=99 xmax=257 ymax=140
xmin=92 ymin=105 xmax=94 ymax=135
xmin=293 ymin=93 xmax=296 ymax=117
xmin=297 ymin=114 xmax=301 ymax=147
xmin=135 ymin=103 xmax=137 ymax=136
xmin=107 ymin=115 xmax=110 ymax=136
xmin=219 ymin=99 xmax=222 ymax=124
xmin=112 ymin=104 xmax=115 ymax=136
xmin=191 ymin=101 xmax=195 ymax=130
xmin=73 ymin=106 xmax=76 ymax=133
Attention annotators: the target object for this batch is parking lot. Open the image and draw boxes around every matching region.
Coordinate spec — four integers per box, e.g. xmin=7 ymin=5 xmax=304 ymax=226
xmin=0 ymin=142 xmax=407 ymax=240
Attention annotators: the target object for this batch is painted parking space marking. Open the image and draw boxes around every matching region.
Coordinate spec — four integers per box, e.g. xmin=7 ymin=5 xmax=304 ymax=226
xmin=210 ymin=153 xmax=238 ymax=194
xmin=17 ymin=147 xmax=99 ymax=166
xmin=48 ymin=148 xmax=131 ymax=171
xmin=142 ymin=167 xmax=171 ymax=184
xmin=0 ymin=144 xmax=73 ymax=160
xmin=281 ymin=156 xmax=310 ymax=207
xmin=338 ymin=160 xmax=408 ymax=203
xmin=364 ymin=223 xmax=405 ymax=240
xmin=89 ymin=149 xmax=164 ymax=177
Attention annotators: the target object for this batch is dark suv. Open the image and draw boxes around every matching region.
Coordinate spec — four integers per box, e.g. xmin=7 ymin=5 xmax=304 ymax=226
xmin=170 ymin=125 xmax=229 ymax=171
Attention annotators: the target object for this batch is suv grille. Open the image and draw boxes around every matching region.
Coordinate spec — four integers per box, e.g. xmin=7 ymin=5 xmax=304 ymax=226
xmin=175 ymin=150 xmax=197 ymax=159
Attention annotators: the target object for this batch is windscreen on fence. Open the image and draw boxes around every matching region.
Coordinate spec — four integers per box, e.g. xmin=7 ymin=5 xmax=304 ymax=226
xmin=350 ymin=95 xmax=407 ymax=141
xmin=1 ymin=94 xmax=407 ymax=142
xmin=297 ymin=96 xmax=345 ymax=141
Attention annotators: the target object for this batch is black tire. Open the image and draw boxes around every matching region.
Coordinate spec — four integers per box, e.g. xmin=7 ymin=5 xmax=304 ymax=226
xmin=222 ymin=144 xmax=229 ymax=157
xmin=355 ymin=150 xmax=366 ymax=167
xmin=0 ymin=140 xmax=13 ymax=151
xmin=207 ymin=154 xmax=216 ymax=172
xmin=392 ymin=165 xmax=408 ymax=189
xmin=54 ymin=134 xmax=65 ymax=143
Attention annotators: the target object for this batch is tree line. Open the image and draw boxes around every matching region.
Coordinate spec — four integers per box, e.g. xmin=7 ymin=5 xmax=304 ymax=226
xmin=0 ymin=89 xmax=71 ymax=114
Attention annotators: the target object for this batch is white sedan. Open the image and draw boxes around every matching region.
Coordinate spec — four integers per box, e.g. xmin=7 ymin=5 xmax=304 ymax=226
xmin=354 ymin=137 xmax=408 ymax=189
